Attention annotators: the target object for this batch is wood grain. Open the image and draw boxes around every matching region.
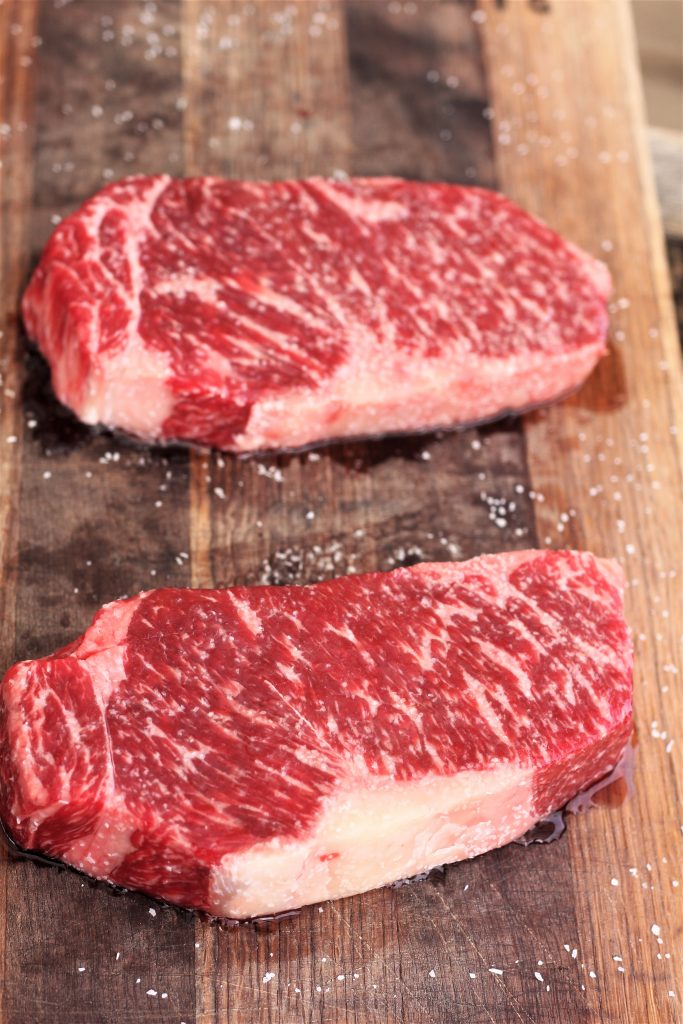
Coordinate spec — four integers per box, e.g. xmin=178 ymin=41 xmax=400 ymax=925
xmin=3 ymin=4 xmax=198 ymax=1022
xmin=0 ymin=10 xmax=38 ymax=1022
xmin=481 ymin=2 xmax=683 ymax=1022
xmin=0 ymin=0 xmax=35 ymax=727
xmin=0 ymin=1 xmax=680 ymax=1022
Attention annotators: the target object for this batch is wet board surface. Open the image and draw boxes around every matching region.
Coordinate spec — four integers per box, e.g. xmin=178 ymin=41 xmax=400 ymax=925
xmin=0 ymin=1 xmax=681 ymax=1022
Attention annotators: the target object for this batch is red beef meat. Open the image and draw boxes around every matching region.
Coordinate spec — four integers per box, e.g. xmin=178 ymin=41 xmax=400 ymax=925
xmin=0 ymin=550 xmax=632 ymax=917
xmin=22 ymin=176 xmax=611 ymax=452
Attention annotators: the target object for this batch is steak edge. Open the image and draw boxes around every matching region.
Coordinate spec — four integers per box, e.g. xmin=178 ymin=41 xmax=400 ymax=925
xmin=22 ymin=176 xmax=611 ymax=452
xmin=0 ymin=550 xmax=632 ymax=918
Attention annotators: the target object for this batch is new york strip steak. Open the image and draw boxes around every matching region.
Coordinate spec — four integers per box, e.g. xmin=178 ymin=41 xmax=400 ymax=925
xmin=0 ymin=550 xmax=632 ymax=918
xmin=22 ymin=176 xmax=611 ymax=452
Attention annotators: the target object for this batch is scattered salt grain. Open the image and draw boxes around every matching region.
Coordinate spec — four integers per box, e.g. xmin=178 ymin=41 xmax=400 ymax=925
xmin=262 ymin=972 xmax=275 ymax=984
xmin=149 ymin=907 xmax=156 ymax=916
xmin=428 ymin=969 xmax=436 ymax=978
xmin=255 ymin=463 xmax=283 ymax=483
xmin=489 ymin=968 xmax=503 ymax=975
xmin=534 ymin=972 xmax=543 ymax=982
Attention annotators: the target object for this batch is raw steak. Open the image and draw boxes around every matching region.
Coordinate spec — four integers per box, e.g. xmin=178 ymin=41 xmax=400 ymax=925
xmin=22 ymin=176 xmax=611 ymax=452
xmin=0 ymin=550 xmax=632 ymax=918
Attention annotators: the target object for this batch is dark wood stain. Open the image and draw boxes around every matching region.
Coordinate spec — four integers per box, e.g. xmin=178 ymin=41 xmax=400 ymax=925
xmin=347 ymin=0 xmax=495 ymax=185
xmin=4 ymin=3 xmax=197 ymax=1023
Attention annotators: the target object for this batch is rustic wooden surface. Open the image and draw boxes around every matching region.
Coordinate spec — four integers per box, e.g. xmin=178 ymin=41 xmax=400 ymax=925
xmin=0 ymin=1 xmax=681 ymax=1022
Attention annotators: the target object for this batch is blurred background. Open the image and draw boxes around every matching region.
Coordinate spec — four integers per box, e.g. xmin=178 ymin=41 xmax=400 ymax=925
xmin=633 ymin=0 xmax=682 ymax=330
xmin=634 ymin=0 xmax=682 ymax=132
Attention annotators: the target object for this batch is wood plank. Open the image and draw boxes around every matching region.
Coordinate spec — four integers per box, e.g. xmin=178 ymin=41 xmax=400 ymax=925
xmin=0 ymin=10 xmax=39 ymax=1023
xmin=480 ymin=2 xmax=683 ymax=1022
xmin=179 ymin=6 xmax=354 ymax=1022
xmin=2 ymin=3 xmax=197 ymax=1023
xmin=0 ymin=0 xmax=36 ymax=728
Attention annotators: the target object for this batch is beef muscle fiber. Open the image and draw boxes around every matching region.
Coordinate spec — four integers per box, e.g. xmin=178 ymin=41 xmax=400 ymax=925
xmin=0 ymin=550 xmax=632 ymax=918
xmin=22 ymin=176 xmax=611 ymax=452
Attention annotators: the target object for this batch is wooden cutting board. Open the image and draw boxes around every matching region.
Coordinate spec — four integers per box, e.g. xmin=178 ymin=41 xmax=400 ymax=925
xmin=0 ymin=2 xmax=681 ymax=1022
